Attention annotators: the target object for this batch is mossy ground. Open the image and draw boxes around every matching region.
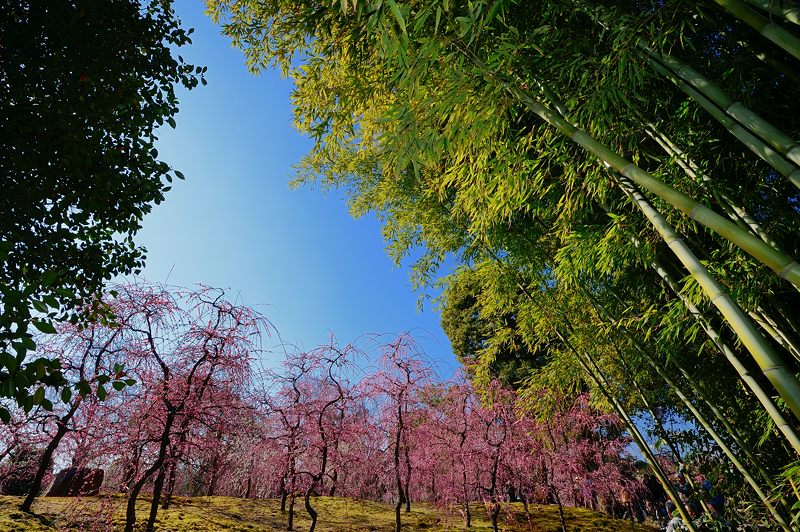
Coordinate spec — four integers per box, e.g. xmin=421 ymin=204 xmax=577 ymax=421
xmin=0 ymin=494 xmax=656 ymax=531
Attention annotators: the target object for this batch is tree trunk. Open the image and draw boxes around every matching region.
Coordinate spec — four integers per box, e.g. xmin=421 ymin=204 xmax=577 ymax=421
xmin=145 ymin=460 xmax=169 ymax=532
xmin=20 ymin=401 xmax=79 ymax=512
xmin=124 ymin=412 xmax=175 ymax=532
xmin=304 ymin=488 xmax=318 ymax=532
xmin=404 ymin=451 xmax=412 ymax=513
xmin=161 ymin=455 xmax=179 ymax=510
xmin=287 ymin=492 xmax=295 ymax=531
xmin=394 ymin=494 xmax=403 ymax=532
xmin=550 ymin=485 xmax=567 ymax=532
xmin=328 ymin=470 xmax=337 ymax=497
xmin=394 ymin=401 xmax=404 ymax=532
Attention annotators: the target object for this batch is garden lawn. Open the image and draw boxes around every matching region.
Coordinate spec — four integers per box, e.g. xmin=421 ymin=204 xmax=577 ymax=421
xmin=0 ymin=495 xmax=656 ymax=531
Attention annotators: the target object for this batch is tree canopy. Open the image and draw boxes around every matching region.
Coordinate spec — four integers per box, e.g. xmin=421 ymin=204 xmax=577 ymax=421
xmin=0 ymin=0 xmax=204 ymax=416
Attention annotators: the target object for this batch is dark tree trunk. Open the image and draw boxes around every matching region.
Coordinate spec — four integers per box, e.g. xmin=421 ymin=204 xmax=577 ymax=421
xmin=328 ymin=470 xmax=337 ymax=497
xmin=550 ymin=485 xmax=567 ymax=532
xmin=304 ymin=489 xmax=318 ymax=532
xmin=403 ymin=442 xmax=411 ymax=512
xmin=121 ymin=446 xmax=140 ymax=493
xmin=161 ymin=455 xmax=179 ymax=510
xmin=394 ymin=494 xmax=404 ymax=532
xmin=490 ymin=505 xmax=500 ymax=532
xmin=124 ymin=412 xmax=175 ymax=532
xmin=287 ymin=492 xmax=295 ymax=531
xmin=207 ymin=459 xmax=218 ymax=497
xmin=145 ymin=460 xmax=169 ymax=532
xmin=393 ymin=402 xmax=404 ymax=532
xmin=20 ymin=402 xmax=79 ymax=512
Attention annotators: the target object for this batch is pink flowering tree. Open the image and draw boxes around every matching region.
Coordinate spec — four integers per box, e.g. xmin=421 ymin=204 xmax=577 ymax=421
xmin=18 ymin=294 xmax=137 ymax=512
xmin=470 ymin=382 xmax=515 ymax=532
xmin=368 ymin=334 xmax=433 ymax=532
xmin=421 ymin=376 xmax=479 ymax=527
xmin=294 ymin=340 xmax=359 ymax=532
xmin=107 ymin=283 xmax=268 ymax=532
xmin=258 ymin=351 xmax=313 ymax=531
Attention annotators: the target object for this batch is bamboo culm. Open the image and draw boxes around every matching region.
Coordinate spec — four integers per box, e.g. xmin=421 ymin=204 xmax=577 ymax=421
xmin=481 ymin=64 xmax=800 ymax=290
xmin=482 ymin=245 xmax=698 ymax=529
xmin=653 ymin=261 xmax=800 ymax=455
xmin=643 ymin=124 xmax=785 ymax=251
xmin=570 ymin=340 xmax=699 ymax=532
xmin=613 ymin=176 xmax=800 ymax=423
xmin=713 ymin=0 xmax=800 ymax=60
xmin=742 ymin=0 xmax=800 ymax=25
xmin=573 ymin=276 xmax=790 ymax=528
xmin=646 ymin=51 xmax=800 ymax=189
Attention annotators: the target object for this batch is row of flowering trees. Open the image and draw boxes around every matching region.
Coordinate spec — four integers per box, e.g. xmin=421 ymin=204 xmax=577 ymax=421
xmin=0 ymin=283 xmax=642 ymax=532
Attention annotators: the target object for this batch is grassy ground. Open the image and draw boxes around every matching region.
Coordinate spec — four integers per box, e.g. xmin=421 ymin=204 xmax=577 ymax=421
xmin=0 ymin=494 xmax=657 ymax=531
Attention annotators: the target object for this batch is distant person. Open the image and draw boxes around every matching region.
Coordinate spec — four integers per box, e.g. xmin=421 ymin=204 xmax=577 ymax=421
xmin=665 ymin=500 xmax=687 ymax=532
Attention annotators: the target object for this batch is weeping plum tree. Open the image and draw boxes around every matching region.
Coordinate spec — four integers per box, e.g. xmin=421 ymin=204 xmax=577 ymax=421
xmin=6 ymin=328 xmax=650 ymax=528
xmin=369 ymin=334 xmax=432 ymax=532
xmin=81 ymin=283 xmax=270 ymax=532
xmin=18 ymin=302 xmax=135 ymax=512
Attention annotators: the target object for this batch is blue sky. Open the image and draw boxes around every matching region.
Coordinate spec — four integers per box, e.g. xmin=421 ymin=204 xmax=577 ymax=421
xmin=134 ymin=2 xmax=458 ymax=375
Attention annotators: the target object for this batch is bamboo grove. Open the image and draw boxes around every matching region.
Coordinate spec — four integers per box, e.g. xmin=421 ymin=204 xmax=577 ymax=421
xmin=207 ymin=0 xmax=800 ymax=528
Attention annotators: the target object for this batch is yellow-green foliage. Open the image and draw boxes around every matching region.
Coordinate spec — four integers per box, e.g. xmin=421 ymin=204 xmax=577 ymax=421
xmin=0 ymin=495 xmax=655 ymax=531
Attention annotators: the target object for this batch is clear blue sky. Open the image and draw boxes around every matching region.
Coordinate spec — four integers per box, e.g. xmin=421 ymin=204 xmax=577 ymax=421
xmin=133 ymin=2 xmax=458 ymax=375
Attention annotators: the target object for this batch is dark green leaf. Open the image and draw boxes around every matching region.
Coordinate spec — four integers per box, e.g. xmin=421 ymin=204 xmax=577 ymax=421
xmin=32 ymin=320 xmax=57 ymax=334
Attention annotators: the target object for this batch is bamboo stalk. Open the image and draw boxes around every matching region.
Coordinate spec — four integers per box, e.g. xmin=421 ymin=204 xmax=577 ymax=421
xmin=757 ymin=306 xmax=800 ymax=355
xmin=771 ymin=297 xmax=800 ymax=339
xmin=552 ymin=323 xmax=698 ymax=530
xmin=738 ymin=39 xmax=800 ymax=83
xmin=478 ymin=40 xmax=800 ymax=287
xmin=671 ymin=366 xmax=798 ymax=526
xmin=582 ymin=245 xmax=798 ymax=474
xmin=643 ymin=125 xmax=784 ymax=250
xmin=574 ymin=3 xmax=800 ymax=189
xmin=673 ymin=362 xmax=782 ymax=489
xmin=742 ymin=0 xmax=800 ymax=25
xmin=519 ymin=76 xmax=800 ymax=447
xmin=612 ymin=175 xmax=800 ymax=422
xmin=653 ymin=260 xmax=800 ymax=455
xmin=647 ymin=355 xmax=789 ymax=529
xmin=648 ymin=49 xmax=800 ymax=169
xmin=482 ymin=245 xmax=697 ymax=529
xmin=573 ymin=275 xmax=791 ymax=528
xmin=648 ymin=59 xmax=800 ymax=190
xmin=750 ymin=309 xmax=800 ymax=362
xmin=713 ymin=0 xmax=800 ymax=60
xmin=645 ymin=52 xmax=800 ymax=190
xmin=614 ymin=349 xmax=714 ymax=515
